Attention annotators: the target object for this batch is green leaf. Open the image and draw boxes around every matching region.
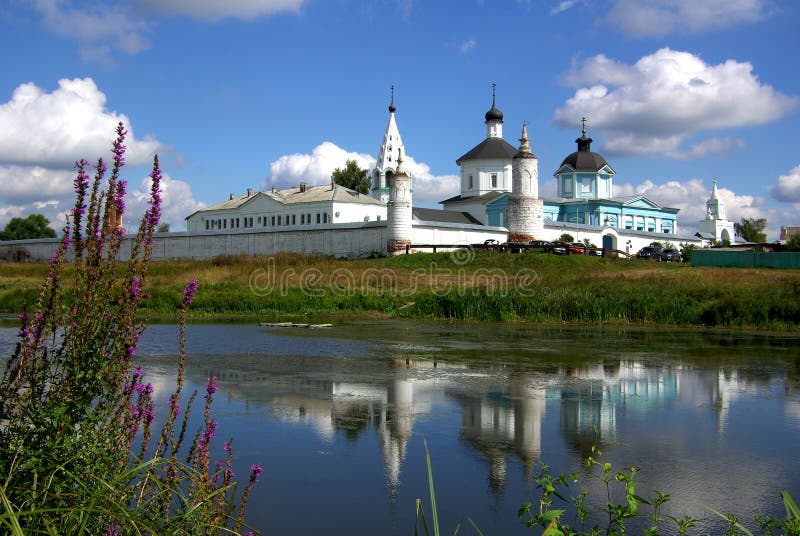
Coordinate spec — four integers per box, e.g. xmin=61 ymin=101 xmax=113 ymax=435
xmin=783 ymin=491 xmax=800 ymax=520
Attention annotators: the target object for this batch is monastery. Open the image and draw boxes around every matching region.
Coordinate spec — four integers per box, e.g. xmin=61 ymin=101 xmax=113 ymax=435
xmin=183 ymin=88 xmax=732 ymax=258
xmin=2 ymin=89 xmax=734 ymax=262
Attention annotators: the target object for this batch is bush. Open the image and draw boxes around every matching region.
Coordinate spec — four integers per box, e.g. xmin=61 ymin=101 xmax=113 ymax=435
xmin=0 ymin=124 xmax=260 ymax=535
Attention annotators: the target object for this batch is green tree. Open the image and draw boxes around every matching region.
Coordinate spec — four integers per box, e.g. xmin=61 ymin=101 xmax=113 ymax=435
xmin=558 ymin=233 xmax=574 ymax=242
xmin=0 ymin=214 xmax=57 ymax=240
xmin=331 ymin=159 xmax=370 ymax=195
xmin=734 ymin=217 xmax=767 ymax=243
xmin=786 ymin=233 xmax=800 ymax=251
xmin=157 ymin=222 xmax=171 ymax=233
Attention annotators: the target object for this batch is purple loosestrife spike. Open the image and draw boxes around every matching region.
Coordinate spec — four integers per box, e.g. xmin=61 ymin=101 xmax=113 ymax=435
xmin=206 ymin=375 xmax=217 ymax=395
xmin=183 ymin=279 xmax=198 ymax=306
xmin=112 ymin=123 xmax=127 ymax=170
xmin=249 ymin=464 xmax=263 ymax=482
xmin=131 ymin=276 xmax=141 ymax=298
xmin=114 ymin=179 xmax=127 ymax=214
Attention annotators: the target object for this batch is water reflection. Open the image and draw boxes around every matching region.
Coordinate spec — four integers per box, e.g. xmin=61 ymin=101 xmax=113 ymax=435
xmin=1 ymin=319 xmax=798 ymax=534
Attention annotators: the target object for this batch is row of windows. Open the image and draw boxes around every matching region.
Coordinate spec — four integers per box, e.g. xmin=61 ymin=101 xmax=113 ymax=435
xmin=205 ymin=212 xmax=329 ymax=230
xmin=467 ymin=173 xmax=499 ymax=189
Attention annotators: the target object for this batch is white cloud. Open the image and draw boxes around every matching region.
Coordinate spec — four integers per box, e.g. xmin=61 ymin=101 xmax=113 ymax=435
xmin=615 ymin=178 xmax=771 ymax=232
xmin=34 ymin=0 xmax=151 ymax=64
xmin=134 ymin=0 xmax=305 ymax=21
xmin=771 ymin=165 xmax=800 ymax=203
xmin=550 ymin=1 xmax=577 ymax=15
xmin=606 ymin=0 xmax=769 ymax=37
xmin=264 ymin=141 xmax=458 ymax=205
xmin=458 ymin=39 xmax=477 ymax=55
xmin=0 ymin=78 xmax=162 ymax=167
xmin=554 ymin=48 xmax=798 ymax=158
xmin=126 ymin=173 xmax=206 ymax=231
xmin=265 ymin=142 xmax=375 ymax=189
xmin=0 ymin=166 xmax=74 ymax=205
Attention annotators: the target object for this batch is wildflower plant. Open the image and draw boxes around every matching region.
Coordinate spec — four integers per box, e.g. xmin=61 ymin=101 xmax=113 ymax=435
xmin=0 ymin=123 xmax=260 ymax=534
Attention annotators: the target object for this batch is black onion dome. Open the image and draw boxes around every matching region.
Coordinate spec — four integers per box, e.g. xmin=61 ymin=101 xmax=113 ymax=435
xmin=560 ymin=134 xmax=608 ymax=172
xmin=485 ymin=102 xmax=503 ymax=122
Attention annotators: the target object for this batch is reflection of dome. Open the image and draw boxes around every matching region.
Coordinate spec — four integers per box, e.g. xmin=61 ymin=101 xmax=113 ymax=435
xmin=561 ymin=133 xmax=608 ymax=172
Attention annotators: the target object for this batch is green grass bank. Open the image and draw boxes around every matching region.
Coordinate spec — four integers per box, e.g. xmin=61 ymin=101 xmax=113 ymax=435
xmin=2 ymin=252 xmax=799 ymax=329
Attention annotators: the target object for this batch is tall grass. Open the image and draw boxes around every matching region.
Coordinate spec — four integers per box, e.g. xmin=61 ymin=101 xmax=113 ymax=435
xmin=2 ymin=250 xmax=799 ymax=329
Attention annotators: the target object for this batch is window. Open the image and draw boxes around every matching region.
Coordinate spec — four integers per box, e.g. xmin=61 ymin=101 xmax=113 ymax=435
xmin=292 ymin=215 xmax=296 ymax=225
xmin=316 ymin=213 xmax=321 ymax=224
xmin=323 ymin=213 xmax=328 ymax=223
xmin=237 ymin=218 xmax=240 ymax=228
xmin=250 ymin=217 xmax=253 ymax=227
xmin=468 ymin=175 xmax=473 ymax=189
xmin=263 ymin=216 xmax=267 ymax=227
xmin=301 ymin=214 xmax=305 ymax=224
xmin=271 ymin=216 xmax=275 ymax=226
xmin=223 ymin=219 xmax=227 ymax=229
xmin=257 ymin=216 xmax=261 ymax=224
xmin=491 ymin=173 xmax=497 ymax=188
xmin=307 ymin=213 xmax=311 ymax=224
xmin=277 ymin=215 xmax=281 ymax=226
xmin=205 ymin=220 xmax=209 ymax=230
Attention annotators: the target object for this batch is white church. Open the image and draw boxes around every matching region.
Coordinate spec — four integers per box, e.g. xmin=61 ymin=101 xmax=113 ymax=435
xmin=183 ymin=88 xmax=732 ymax=258
xmin=3 ymin=89 xmax=734 ymax=262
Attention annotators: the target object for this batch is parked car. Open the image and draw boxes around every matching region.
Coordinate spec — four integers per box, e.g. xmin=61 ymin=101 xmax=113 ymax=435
xmin=549 ymin=241 xmax=570 ymax=255
xmin=660 ymin=248 xmax=683 ymax=262
xmin=527 ymin=240 xmax=555 ymax=253
xmin=566 ymin=242 xmax=587 ymax=254
xmin=636 ymin=246 xmax=663 ymax=260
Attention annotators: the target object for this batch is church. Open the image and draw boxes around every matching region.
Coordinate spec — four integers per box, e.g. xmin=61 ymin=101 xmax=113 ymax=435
xmin=180 ymin=87 xmax=735 ymax=258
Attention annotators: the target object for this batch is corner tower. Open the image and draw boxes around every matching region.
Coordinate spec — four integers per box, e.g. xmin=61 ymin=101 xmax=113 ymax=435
xmin=507 ymin=123 xmax=543 ymax=242
xmin=387 ymin=149 xmax=413 ymax=254
xmin=699 ymin=178 xmax=735 ymax=243
xmin=372 ymin=86 xmax=407 ymax=204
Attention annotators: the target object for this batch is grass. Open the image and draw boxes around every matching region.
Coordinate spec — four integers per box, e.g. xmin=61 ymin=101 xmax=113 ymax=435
xmin=1 ymin=251 xmax=799 ymax=329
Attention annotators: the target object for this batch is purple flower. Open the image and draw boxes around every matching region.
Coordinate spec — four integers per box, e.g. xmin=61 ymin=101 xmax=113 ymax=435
xmin=131 ymin=275 xmax=141 ymax=298
xmin=223 ymin=441 xmax=232 ymax=452
xmin=250 ymin=464 xmax=263 ymax=481
xmin=127 ymin=345 xmax=136 ymax=357
xmin=183 ymin=278 xmax=198 ymax=306
xmin=114 ymin=179 xmax=127 ymax=214
xmin=206 ymin=375 xmax=217 ymax=395
xmin=112 ymin=123 xmax=127 ymax=170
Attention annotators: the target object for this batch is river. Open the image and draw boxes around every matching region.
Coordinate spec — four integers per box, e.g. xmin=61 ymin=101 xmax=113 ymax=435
xmin=1 ymin=319 xmax=799 ymax=534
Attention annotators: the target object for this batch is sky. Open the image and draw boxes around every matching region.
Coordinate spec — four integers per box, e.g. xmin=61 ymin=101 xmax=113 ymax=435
xmin=0 ymin=0 xmax=798 ymax=239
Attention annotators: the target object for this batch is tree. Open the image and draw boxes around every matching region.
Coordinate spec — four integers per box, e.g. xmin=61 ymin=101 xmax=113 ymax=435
xmin=157 ymin=222 xmax=171 ymax=233
xmin=0 ymin=214 xmax=57 ymax=240
xmin=331 ymin=159 xmax=370 ymax=195
xmin=558 ymin=233 xmax=574 ymax=242
xmin=786 ymin=233 xmax=800 ymax=251
xmin=734 ymin=217 xmax=767 ymax=243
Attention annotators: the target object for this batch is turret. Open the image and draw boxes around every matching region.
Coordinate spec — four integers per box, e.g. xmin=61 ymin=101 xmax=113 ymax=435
xmin=507 ymin=123 xmax=544 ymax=242
xmin=387 ymin=149 xmax=413 ymax=254
xmin=372 ymin=86 xmax=407 ymax=203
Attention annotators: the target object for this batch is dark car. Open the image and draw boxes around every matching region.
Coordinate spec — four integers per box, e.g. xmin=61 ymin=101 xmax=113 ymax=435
xmin=636 ymin=246 xmax=663 ymax=260
xmin=660 ymin=248 xmax=683 ymax=262
xmin=527 ymin=240 xmax=555 ymax=253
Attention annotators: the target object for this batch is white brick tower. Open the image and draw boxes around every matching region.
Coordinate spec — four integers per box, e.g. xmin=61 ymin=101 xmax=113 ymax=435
xmin=507 ymin=123 xmax=544 ymax=242
xmin=387 ymin=148 xmax=413 ymax=254
xmin=371 ymin=86 xmax=407 ymax=204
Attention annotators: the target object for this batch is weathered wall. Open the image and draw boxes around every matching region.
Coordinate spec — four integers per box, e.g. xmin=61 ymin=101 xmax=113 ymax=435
xmin=691 ymin=249 xmax=800 ymax=269
xmin=0 ymin=222 xmax=390 ymax=262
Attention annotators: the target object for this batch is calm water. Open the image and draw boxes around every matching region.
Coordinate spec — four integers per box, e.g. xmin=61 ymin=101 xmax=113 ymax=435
xmin=1 ymin=319 xmax=799 ymax=535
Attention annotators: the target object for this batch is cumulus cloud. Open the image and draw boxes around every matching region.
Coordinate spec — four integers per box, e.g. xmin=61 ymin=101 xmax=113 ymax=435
xmin=0 ymin=166 xmax=74 ymax=205
xmin=458 ymin=39 xmax=477 ymax=55
xmin=0 ymin=78 xmax=162 ymax=167
xmin=33 ymin=0 xmax=151 ymax=64
xmin=771 ymin=165 xmax=800 ymax=203
xmin=554 ymin=48 xmax=798 ymax=158
xmin=126 ymin=173 xmax=206 ymax=231
xmin=606 ymin=0 xmax=769 ymax=37
xmin=265 ymin=142 xmax=375 ymax=189
xmin=134 ymin=0 xmax=305 ymax=21
xmin=264 ymin=141 xmax=458 ymax=205
xmin=615 ymin=178 xmax=770 ymax=231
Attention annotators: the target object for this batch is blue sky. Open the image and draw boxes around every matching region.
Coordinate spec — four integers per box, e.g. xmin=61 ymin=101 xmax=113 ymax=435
xmin=0 ymin=0 xmax=798 ymax=238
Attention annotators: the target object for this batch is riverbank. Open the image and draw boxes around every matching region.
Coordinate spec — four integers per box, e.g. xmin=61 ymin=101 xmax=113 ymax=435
xmin=1 ymin=252 xmax=798 ymax=329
